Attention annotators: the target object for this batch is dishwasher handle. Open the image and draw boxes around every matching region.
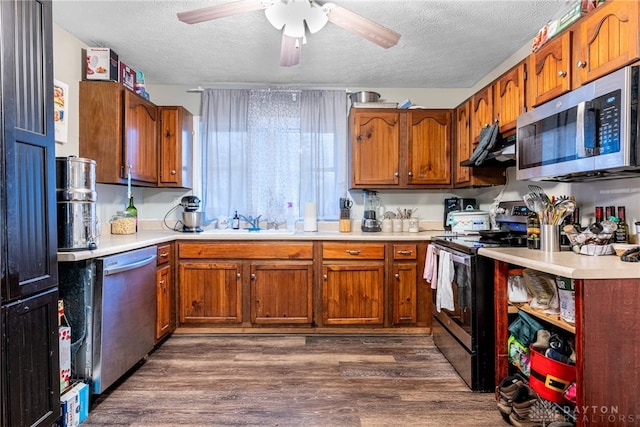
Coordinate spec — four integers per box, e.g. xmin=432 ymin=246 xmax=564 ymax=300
xmin=103 ymin=255 xmax=157 ymax=276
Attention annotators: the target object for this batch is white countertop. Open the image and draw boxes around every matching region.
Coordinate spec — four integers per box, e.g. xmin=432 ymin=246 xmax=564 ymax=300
xmin=478 ymin=246 xmax=640 ymax=279
xmin=57 ymin=228 xmax=437 ymax=262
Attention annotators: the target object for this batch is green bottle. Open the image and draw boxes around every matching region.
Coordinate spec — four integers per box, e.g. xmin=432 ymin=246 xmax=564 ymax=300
xmin=126 ymin=195 xmax=138 ymax=232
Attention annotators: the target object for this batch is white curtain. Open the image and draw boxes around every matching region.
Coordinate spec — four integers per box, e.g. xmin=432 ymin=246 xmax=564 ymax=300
xmin=201 ymin=88 xmax=347 ymax=223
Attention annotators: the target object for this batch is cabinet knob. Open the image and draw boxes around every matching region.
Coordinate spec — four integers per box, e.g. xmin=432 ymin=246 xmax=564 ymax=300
xmin=251 ymin=273 xmax=256 ymax=279
xmin=323 ymin=274 xmax=328 ymax=280
xmin=170 ymin=170 xmax=176 ymax=175
xmin=236 ymin=273 xmax=241 ymax=278
xmin=557 ymin=70 xmax=567 ymax=77
xmin=159 ymin=279 xmax=165 ymax=285
xmin=408 ymin=171 xmax=413 ymax=177
xmin=576 ymin=60 xmax=587 ymax=68
xmin=345 ymin=249 xmax=361 ymax=255
xmin=394 ymin=172 xmax=399 ymax=177
xmin=395 ymin=273 xmax=400 ymax=279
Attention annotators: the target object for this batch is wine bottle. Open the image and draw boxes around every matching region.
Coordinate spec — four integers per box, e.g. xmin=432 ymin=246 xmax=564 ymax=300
xmin=125 ymin=195 xmax=138 ymax=232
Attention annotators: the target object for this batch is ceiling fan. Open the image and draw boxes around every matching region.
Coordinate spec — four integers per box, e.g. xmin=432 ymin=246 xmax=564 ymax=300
xmin=177 ymin=0 xmax=401 ymax=67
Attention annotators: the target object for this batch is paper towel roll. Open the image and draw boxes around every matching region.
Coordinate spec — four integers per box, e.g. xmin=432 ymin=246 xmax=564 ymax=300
xmin=303 ymin=202 xmax=317 ymax=232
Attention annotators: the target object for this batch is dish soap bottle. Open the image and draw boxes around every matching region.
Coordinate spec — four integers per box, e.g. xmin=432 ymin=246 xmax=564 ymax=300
xmin=286 ymin=202 xmax=296 ymax=231
xmin=125 ymin=195 xmax=138 ymax=232
xmin=232 ymin=211 xmax=240 ymax=230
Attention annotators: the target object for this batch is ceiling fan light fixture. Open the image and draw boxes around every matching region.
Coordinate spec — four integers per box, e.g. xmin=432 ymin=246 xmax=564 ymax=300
xmin=265 ymin=0 xmax=328 ymax=38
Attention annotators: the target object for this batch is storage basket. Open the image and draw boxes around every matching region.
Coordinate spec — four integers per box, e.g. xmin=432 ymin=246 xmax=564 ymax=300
xmin=529 ymin=347 xmax=576 ymax=404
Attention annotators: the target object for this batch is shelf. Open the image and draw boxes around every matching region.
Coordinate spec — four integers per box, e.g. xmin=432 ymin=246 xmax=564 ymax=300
xmin=509 ymin=303 xmax=576 ymax=334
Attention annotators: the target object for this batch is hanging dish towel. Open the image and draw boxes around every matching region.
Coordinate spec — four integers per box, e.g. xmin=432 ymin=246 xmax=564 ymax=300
xmin=423 ymin=244 xmax=438 ymax=289
xmin=436 ymin=251 xmax=455 ymax=312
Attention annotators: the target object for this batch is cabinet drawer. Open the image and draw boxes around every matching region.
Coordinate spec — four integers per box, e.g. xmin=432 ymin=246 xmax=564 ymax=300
xmin=322 ymin=242 xmax=385 ymax=260
xmin=157 ymin=243 xmax=173 ymax=265
xmin=178 ymin=242 xmax=313 ymax=259
xmin=393 ymin=244 xmax=417 ymax=260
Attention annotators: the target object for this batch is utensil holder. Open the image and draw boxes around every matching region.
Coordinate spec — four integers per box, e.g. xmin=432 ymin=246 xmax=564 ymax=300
xmin=540 ymin=224 xmax=561 ymax=252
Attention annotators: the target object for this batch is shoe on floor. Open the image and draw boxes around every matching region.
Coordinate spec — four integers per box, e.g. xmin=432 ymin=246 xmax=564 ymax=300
xmin=509 ymin=384 xmax=542 ymax=427
xmin=496 ymin=375 xmax=523 ymax=422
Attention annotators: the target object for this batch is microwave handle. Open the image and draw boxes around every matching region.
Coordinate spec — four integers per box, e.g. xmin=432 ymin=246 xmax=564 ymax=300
xmin=576 ymin=100 xmax=597 ymax=158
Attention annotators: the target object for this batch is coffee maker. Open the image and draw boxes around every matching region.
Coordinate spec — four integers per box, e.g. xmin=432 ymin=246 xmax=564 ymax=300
xmin=361 ymin=189 xmax=382 ymax=232
xmin=180 ymin=195 xmax=203 ymax=232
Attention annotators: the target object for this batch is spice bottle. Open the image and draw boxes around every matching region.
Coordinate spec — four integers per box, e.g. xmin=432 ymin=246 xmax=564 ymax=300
xmin=527 ymin=212 xmax=540 ymax=249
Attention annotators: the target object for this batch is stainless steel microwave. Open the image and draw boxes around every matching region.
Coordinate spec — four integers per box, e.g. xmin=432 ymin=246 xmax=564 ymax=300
xmin=516 ymin=65 xmax=640 ymax=182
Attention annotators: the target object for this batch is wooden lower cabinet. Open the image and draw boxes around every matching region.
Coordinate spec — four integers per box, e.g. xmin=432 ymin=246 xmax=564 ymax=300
xmin=178 ymin=261 xmax=243 ymax=324
xmin=251 ymin=261 xmax=313 ymax=324
xmin=156 ymin=243 xmax=175 ymax=341
xmin=392 ymin=263 xmax=418 ymax=324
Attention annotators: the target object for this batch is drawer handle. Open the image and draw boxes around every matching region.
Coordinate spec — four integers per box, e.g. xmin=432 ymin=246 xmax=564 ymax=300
xmin=160 ymin=252 xmax=169 ymax=257
xmin=345 ymin=249 xmax=362 ymax=255
xmin=397 ymin=250 xmax=413 ymax=255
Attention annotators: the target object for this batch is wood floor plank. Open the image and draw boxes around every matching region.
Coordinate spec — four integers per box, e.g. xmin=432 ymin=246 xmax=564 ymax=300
xmin=82 ymin=334 xmax=505 ymax=426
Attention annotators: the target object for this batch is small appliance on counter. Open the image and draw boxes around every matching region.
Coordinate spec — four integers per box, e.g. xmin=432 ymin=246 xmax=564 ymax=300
xmin=56 ymin=156 xmax=99 ymax=251
xmin=180 ymin=195 xmax=203 ymax=232
xmin=361 ymin=189 xmax=382 ymax=232
xmin=443 ymin=197 xmax=476 ymax=230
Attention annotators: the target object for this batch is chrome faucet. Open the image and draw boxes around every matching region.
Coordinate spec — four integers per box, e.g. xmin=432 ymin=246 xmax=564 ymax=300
xmin=238 ymin=214 xmax=262 ymax=229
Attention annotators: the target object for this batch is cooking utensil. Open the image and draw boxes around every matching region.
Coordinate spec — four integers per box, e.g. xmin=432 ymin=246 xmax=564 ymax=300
xmin=479 ymin=230 xmax=510 ymax=239
xmin=349 ymin=91 xmax=381 ymax=103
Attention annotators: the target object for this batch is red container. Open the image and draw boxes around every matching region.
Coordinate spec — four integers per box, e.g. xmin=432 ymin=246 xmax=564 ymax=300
xmin=529 ymin=346 xmax=576 ymax=404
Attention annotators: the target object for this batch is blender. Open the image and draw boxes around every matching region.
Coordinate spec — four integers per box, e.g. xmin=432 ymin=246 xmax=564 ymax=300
xmin=180 ymin=195 xmax=203 ymax=232
xmin=361 ymin=190 xmax=382 ymax=232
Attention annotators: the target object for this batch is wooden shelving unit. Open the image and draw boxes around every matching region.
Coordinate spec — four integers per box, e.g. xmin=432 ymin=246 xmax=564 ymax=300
xmin=509 ymin=303 xmax=575 ymax=334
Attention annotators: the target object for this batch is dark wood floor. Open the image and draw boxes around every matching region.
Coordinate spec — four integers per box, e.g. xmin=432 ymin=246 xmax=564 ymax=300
xmin=83 ymin=334 xmax=505 ymax=426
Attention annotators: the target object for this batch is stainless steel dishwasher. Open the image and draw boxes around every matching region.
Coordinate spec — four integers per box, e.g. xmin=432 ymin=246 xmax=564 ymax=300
xmin=91 ymin=245 xmax=157 ymax=394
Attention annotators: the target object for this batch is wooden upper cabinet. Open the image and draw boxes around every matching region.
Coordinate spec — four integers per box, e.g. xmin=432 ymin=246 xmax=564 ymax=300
xmin=349 ymin=108 xmax=453 ymax=189
xmin=470 ymin=85 xmax=494 ymax=143
xmin=406 ymin=110 xmax=451 ymax=186
xmin=454 ymin=101 xmax=472 ymax=186
xmin=575 ymin=0 xmax=640 ymax=85
xmin=80 ymin=81 xmax=158 ymax=185
xmin=494 ymin=62 xmax=526 ymax=134
xmin=350 ymin=109 xmax=400 ymax=187
xmin=530 ymin=31 xmax=573 ymax=107
xmin=124 ymin=90 xmax=157 ymax=184
xmin=158 ymin=106 xmax=193 ymax=188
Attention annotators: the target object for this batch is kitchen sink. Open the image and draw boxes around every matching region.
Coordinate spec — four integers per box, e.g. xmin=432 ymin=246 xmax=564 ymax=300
xmin=200 ymin=228 xmax=296 ymax=235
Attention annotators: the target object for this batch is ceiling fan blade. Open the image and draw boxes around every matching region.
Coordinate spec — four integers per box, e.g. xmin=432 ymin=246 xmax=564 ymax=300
xmin=280 ymin=34 xmax=301 ymax=67
xmin=323 ymin=3 xmax=400 ymax=49
xmin=177 ymin=0 xmax=264 ymax=24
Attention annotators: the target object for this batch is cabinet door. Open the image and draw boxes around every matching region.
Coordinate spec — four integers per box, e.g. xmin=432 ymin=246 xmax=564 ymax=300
xmin=158 ymin=106 xmax=193 ymax=188
xmin=406 ymin=110 xmax=451 ymax=186
xmin=350 ymin=110 xmax=400 ymax=187
xmin=576 ymin=0 xmax=640 ymax=84
xmin=250 ymin=261 xmax=313 ymax=324
xmin=454 ymin=101 xmax=472 ymax=186
xmin=470 ymin=85 xmax=494 ymax=143
xmin=322 ymin=263 xmax=384 ymax=325
xmin=392 ymin=262 xmax=417 ymax=324
xmin=156 ymin=264 xmax=172 ymax=341
xmin=178 ymin=261 xmax=243 ymax=324
xmin=124 ymin=90 xmax=158 ymax=184
xmin=2 ymin=288 xmax=59 ymax=427
xmin=1 ymin=0 xmax=58 ymax=302
xmin=495 ymin=62 xmax=526 ymax=134
xmin=530 ymin=31 xmax=572 ymax=107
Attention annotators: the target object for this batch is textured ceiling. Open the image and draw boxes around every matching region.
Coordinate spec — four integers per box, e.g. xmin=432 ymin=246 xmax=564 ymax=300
xmin=52 ymin=0 xmax=570 ymax=89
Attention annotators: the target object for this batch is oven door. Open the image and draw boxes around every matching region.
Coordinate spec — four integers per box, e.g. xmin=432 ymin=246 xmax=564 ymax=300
xmin=430 ymin=243 xmax=473 ymax=350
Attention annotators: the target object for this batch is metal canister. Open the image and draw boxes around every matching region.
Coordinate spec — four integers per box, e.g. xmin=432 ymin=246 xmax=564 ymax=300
xmin=56 ymin=156 xmax=99 ymax=251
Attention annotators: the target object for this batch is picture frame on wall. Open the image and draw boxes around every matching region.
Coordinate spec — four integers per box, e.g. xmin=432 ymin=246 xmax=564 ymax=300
xmin=54 ymin=79 xmax=69 ymax=144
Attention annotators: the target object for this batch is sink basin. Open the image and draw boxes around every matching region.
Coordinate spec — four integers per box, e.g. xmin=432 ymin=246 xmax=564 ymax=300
xmin=200 ymin=228 xmax=296 ymax=236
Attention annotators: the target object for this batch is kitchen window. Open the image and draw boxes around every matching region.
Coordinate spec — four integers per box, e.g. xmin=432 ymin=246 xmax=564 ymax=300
xmin=200 ymin=88 xmax=348 ymax=223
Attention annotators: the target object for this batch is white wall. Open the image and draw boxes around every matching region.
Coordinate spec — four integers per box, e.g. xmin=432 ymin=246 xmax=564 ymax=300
xmin=53 ymin=24 xmax=640 ymax=236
